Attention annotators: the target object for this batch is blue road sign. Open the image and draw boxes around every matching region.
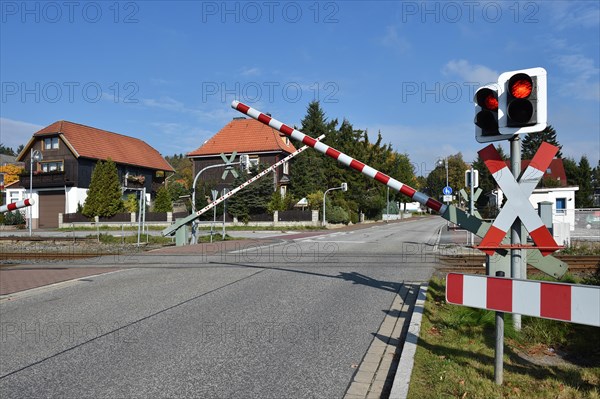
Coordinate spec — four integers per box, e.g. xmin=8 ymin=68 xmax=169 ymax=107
xmin=443 ymin=186 xmax=453 ymax=195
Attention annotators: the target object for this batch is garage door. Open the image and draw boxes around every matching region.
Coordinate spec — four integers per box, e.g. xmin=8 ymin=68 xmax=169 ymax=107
xmin=39 ymin=191 xmax=65 ymax=228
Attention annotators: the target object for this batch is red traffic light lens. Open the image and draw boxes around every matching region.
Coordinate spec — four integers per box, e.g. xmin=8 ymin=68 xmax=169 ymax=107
xmin=508 ymin=74 xmax=533 ymax=99
xmin=476 ymin=88 xmax=498 ymax=111
xmin=484 ymin=94 xmax=498 ymax=110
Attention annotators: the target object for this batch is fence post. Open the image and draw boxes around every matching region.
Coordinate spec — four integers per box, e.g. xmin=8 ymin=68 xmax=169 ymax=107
xmin=167 ymin=212 xmax=172 ymax=223
xmin=312 ymin=210 xmax=319 ymax=225
xmin=273 ymin=210 xmax=278 ymax=226
xmin=131 ymin=212 xmax=136 ymax=224
xmin=58 ymin=213 xmax=63 ymax=228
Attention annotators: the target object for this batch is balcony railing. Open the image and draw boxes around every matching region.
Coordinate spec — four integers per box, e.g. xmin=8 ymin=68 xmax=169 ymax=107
xmin=20 ymin=162 xmax=77 ymax=188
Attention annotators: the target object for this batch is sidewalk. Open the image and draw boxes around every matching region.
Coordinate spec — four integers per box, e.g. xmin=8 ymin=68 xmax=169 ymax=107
xmin=0 ymin=266 xmax=119 ymax=296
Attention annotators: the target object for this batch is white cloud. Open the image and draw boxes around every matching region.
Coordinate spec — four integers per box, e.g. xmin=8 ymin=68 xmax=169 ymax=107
xmin=547 ymin=2 xmax=600 ymax=30
xmin=240 ymin=67 xmax=261 ymax=77
xmin=442 ymin=60 xmax=498 ymax=86
xmin=0 ymin=118 xmax=44 ymax=151
xmin=358 ymin=122 xmax=480 ymax=176
xmin=380 ymin=26 xmax=410 ymax=53
xmin=552 ymin=51 xmax=600 ymax=101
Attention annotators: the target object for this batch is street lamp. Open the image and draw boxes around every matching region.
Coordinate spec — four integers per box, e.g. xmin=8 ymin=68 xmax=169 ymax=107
xmin=322 ymin=183 xmax=347 ymax=226
xmin=29 ymin=149 xmax=43 ymax=236
xmin=436 ymin=157 xmax=448 ymax=195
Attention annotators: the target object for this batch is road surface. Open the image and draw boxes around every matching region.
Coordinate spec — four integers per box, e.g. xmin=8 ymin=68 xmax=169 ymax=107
xmin=0 ymin=217 xmax=446 ymax=398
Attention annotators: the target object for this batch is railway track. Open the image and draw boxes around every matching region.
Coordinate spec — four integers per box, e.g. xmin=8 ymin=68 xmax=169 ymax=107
xmin=440 ymin=254 xmax=599 ymax=274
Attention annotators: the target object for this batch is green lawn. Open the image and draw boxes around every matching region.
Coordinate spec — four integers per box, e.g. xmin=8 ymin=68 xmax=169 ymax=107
xmin=408 ymin=275 xmax=600 ymax=399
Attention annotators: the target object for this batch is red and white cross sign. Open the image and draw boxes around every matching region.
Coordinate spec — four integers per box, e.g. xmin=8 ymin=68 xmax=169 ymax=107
xmin=478 ymin=142 xmax=560 ymax=256
xmin=446 ymin=273 xmax=600 ymax=327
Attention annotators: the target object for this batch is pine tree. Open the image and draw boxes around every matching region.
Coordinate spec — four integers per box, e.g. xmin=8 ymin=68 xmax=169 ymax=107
xmin=82 ymin=159 xmax=124 ymax=217
xmin=563 ymin=157 xmax=579 ymax=186
xmin=153 ymin=186 xmax=173 ymax=212
xmin=576 ymin=156 xmax=594 ymax=208
xmin=289 ymin=101 xmax=332 ymax=197
xmin=521 ymin=125 xmax=562 ymax=159
xmin=227 ymin=165 xmax=273 ymax=220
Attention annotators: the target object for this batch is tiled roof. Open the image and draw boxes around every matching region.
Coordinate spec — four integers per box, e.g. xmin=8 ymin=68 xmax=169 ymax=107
xmin=505 ymin=158 xmax=568 ymax=186
xmin=31 ymin=121 xmax=173 ymax=171
xmin=187 ymin=118 xmax=296 ymax=157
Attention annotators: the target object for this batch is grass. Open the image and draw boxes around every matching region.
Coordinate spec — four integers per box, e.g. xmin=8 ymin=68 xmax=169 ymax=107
xmin=561 ymin=240 xmax=600 ymax=256
xmin=408 ymin=276 xmax=600 ymax=399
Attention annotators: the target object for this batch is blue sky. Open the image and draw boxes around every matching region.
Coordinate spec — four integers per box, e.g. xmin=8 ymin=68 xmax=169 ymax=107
xmin=1 ymin=1 xmax=598 ymax=177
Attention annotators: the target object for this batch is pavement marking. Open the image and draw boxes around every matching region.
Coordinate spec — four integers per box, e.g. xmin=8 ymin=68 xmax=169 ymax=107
xmin=0 ymin=269 xmax=128 ymax=303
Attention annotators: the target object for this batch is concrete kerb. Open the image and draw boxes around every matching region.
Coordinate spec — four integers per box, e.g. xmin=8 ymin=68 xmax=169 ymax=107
xmin=389 ymin=284 xmax=428 ymax=399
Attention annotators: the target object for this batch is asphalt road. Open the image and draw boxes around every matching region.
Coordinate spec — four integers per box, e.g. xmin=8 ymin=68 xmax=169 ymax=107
xmin=0 ymin=217 xmax=446 ymax=398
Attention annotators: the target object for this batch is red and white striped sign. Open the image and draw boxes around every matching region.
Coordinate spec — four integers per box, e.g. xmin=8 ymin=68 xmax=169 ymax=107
xmin=446 ymin=273 xmax=600 ymax=327
xmin=0 ymin=198 xmax=34 ymax=213
xmin=478 ymin=143 xmax=560 ymax=256
xmin=232 ymin=101 xmax=446 ymax=214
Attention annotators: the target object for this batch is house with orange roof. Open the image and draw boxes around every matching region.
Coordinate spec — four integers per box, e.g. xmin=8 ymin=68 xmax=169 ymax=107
xmin=187 ymin=117 xmax=296 ymax=196
xmin=8 ymin=121 xmax=174 ymax=228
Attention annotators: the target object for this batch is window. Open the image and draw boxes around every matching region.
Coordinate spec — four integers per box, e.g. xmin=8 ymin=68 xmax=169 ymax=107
xmin=41 ymin=162 xmax=64 ymax=172
xmin=249 ymin=157 xmax=259 ymax=169
xmin=280 ymin=185 xmax=287 ymax=197
xmin=556 ymin=198 xmax=566 ymax=214
xmin=282 ymin=161 xmax=289 ymax=175
xmin=44 ymin=137 xmax=59 ymax=150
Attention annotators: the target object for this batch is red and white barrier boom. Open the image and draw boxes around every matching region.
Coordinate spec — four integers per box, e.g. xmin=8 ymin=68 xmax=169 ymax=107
xmin=231 ymin=101 xmax=568 ymax=278
xmin=446 ymin=273 xmax=600 ymax=327
xmin=232 ymin=101 xmax=446 ymax=214
xmin=0 ymin=199 xmax=34 ymax=213
xmin=162 ymin=136 xmax=324 ymax=237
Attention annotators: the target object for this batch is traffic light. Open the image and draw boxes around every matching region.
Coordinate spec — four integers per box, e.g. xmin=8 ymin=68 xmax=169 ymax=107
xmin=498 ymin=67 xmax=547 ymax=135
xmin=239 ymin=154 xmax=250 ymax=172
xmin=474 ymin=84 xmax=512 ymax=143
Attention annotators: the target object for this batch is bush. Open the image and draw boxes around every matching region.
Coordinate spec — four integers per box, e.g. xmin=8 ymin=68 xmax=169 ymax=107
xmin=3 ymin=210 xmax=25 ymax=225
xmin=327 ymin=206 xmax=350 ymax=224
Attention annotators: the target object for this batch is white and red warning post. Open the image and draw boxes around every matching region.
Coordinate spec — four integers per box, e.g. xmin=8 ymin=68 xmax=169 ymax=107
xmin=446 ymin=273 xmax=600 ymax=327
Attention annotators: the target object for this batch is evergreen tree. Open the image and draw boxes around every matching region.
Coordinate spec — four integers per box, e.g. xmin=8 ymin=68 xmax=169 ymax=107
xmin=0 ymin=144 xmax=16 ymax=156
xmin=289 ymin=101 xmax=335 ymax=197
xmin=593 ymin=160 xmax=600 ymax=189
xmin=576 ymin=156 xmax=594 ymax=208
xmin=123 ymin=194 xmax=139 ymax=212
xmin=153 ymin=186 xmax=173 ymax=212
xmin=82 ymin=159 xmax=124 ymax=217
xmin=563 ymin=157 xmax=579 ymax=186
xmin=227 ymin=165 xmax=274 ymax=220
xmin=521 ymin=125 xmax=562 ymax=159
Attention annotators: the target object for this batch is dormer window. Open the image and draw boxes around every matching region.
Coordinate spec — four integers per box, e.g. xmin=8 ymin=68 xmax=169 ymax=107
xmin=44 ymin=137 xmax=59 ymax=150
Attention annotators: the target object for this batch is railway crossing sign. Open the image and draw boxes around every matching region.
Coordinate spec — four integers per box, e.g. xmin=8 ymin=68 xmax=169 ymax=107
xmin=446 ymin=273 xmax=600 ymax=327
xmin=477 ymin=142 xmax=560 ymax=256
xmin=220 ymin=151 xmax=239 ymax=180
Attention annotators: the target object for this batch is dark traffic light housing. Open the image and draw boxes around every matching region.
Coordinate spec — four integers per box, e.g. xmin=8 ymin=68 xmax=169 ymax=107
xmin=499 ymin=67 xmax=547 ymax=135
xmin=475 ymin=84 xmax=512 ymax=143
